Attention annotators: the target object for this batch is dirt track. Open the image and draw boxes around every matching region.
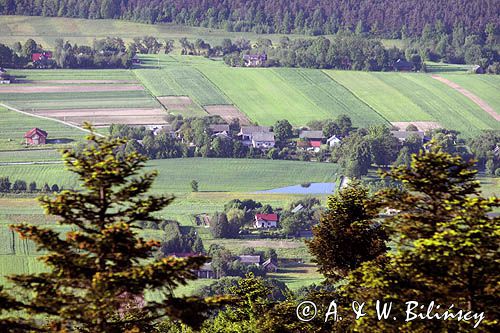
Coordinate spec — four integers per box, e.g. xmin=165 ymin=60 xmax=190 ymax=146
xmin=432 ymin=75 xmax=500 ymax=121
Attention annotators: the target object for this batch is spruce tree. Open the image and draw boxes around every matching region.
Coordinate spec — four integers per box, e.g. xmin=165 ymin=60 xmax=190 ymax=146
xmin=307 ymin=181 xmax=387 ymax=281
xmin=342 ymin=144 xmax=499 ymax=332
xmin=8 ymin=125 xmax=229 ymax=332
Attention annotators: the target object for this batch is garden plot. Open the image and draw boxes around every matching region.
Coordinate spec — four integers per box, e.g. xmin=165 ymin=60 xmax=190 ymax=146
xmin=157 ymin=96 xmax=207 ymax=117
xmin=391 ymin=121 xmax=442 ymax=131
xmin=204 ymin=105 xmax=250 ymax=125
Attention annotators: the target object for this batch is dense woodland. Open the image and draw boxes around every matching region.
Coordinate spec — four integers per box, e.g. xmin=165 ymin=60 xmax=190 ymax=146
xmin=1 ymin=0 xmax=498 ymax=37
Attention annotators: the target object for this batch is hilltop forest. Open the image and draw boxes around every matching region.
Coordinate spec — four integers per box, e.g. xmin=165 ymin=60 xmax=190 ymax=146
xmin=1 ymin=0 xmax=498 ymax=37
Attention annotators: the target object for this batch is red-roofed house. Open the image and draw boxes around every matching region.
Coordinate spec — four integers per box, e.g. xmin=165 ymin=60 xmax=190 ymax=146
xmin=24 ymin=128 xmax=48 ymax=145
xmin=31 ymin=51 xmax=52 ymax=62
xmin=254 ymin=213 xmax=279 ymax=228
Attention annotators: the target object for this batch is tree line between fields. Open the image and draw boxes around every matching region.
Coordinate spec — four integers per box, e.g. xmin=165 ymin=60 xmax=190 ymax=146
xmin=0 ymin=177 xmax=62 ymax=194
xmin=0 ymin=126 xmax=497 ymax=332
xmin=107 ymin=115 xmax=500 ymax=179
xmin=2 ymin=30 xmax=499 ymax=73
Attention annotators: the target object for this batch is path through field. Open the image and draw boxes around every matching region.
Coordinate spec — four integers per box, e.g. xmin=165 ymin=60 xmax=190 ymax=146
xmin=431 ymin=75 xmax=500 ymax=121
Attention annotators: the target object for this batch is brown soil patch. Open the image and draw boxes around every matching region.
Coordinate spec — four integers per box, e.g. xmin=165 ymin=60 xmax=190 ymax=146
xmin=391 ymin=121 xmax=442 ymax=131
xmin=21 ymin=79 xmax=138 ymax=84
xmin=432 ymin=75 xmax=500 ymax=121
xmin=34 ymin=108 xmax=165 ymax=117
xmin=63 ymin=116 xmax=167 ymax=126
xmin=32 ymin=108 xmax=166 ymax=125
xmin=0 ymin=84 xmax=144 ymax=93
xmin=157 ymin=96 xmax=193 ymax=111
xmin=204 ymin=105 xmax=250 ymax=125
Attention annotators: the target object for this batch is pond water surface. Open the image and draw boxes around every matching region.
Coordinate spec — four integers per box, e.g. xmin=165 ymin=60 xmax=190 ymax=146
xmin=256 ymin=182 xmax=335 ymax=194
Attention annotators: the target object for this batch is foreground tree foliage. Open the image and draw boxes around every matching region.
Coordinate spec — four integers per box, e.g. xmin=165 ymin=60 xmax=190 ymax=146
xmin=341 ymin=144 xmax=500 ymax=332
xmin=7 ymin=125 xmax=230 ymax=332
xmin=307 ymin=182 xmax=387 ymax=281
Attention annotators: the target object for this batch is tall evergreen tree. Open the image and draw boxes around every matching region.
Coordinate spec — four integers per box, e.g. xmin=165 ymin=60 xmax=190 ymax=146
xmin=307 ymin=182 xmax=387 ymax=281
xmin=8 ymin=124 xmax=229 ymax=332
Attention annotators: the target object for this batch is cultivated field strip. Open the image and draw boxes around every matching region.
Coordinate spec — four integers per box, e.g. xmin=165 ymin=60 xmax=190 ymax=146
xmin=199 ymin=67 xmax=327 ymax=126
xmin=136 ymin=66 xmax=231 ymax=106
xmin=7 ymin=69 xmax=137 ymax=81
xmin=274 ymin=68 xmax=387 ymax=126
xmin=0 ymin=84 xmax=144 ymax=93
xmin=440 ymin=74 xmax=500 ymax=116
xmin=325 ymin=71 xmax=433 ymax=122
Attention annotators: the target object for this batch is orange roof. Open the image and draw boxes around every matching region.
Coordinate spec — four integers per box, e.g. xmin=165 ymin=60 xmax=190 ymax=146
xmin=24 ymin=128 xmax=48 ymax=138
xmin=255 ymin=213 xmax=278 ymax=221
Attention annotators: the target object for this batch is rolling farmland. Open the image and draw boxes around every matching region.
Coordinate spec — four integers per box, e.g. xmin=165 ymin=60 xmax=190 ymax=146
xmin=0 ymin=158 xmax=340 ymax=194
xmin=0 ymin=69 xmax=164 ymax=126
xmin=273 ymin=68 xmax=388 ymax=126
xmin=326 ymin=71 xmax=500 ymax=135
xmin=199 ymin=66 xmax=327 ymax=126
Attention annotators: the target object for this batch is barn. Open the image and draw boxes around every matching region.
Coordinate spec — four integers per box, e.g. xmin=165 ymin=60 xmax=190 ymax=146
xmin=24 ymin=128 xmax=48 ymax=145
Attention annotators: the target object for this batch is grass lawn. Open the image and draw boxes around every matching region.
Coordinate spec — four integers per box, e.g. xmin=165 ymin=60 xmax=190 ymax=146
xmin=0 ymin=106 xmax=86 ymax=150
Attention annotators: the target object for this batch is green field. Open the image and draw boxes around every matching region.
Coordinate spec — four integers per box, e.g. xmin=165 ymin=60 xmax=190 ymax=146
xmin=0 ymin=106 xmax=86 ymax=150
xmin=136 ymin=63 xmax=230 ymax=105
xmin=7 ymin=69 xmax=138 ymax=82
xmin=199 ymin=66 xmax=329 ymax=126
xmin=441 ymin=74 xmax=500 ymax=114
xmin=0 ymin=158 xmax=340 ymax=194
xmin=326 ymin=71 xmax=500 ymax=135
xmin=273 ymin=68 xmax=388 ymax=126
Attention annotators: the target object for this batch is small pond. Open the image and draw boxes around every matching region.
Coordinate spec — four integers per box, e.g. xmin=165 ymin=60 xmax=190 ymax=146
xmin=256 ymin=182 xmax=335 ymax=194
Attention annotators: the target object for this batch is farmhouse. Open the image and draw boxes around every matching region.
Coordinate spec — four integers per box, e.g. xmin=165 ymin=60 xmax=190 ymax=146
xmin=251 ymin=132 xmax=275 ymax=149
xmin=238 ymin=255 xmax=262 ymax=266
xmin=24 ymin=128 xmax=48 ymax=145
xmin=393 ymin=59 xmax=414 ymax=72
xmin=327 ymin=135 xmax=341 ymax=147
xmin=298 ymin=130 xmax=325 ymax=151
xmin=238 ymin=126 xmax=271 ymax=141
xmin=299 ymin=130 xmax=325 ymax=143
xmin=254 ymin=213 xmax=279 ymax=228
xmin=209 ymin=124 xmax=230 ymax=136
xmin=196 ymin=262 xmax=216 ymax=279
xmin=243 ymin=54 xmax=267 ymax=67
xmin=261 ymin=258 xmax=278 ymax=272
xmin=390 ymin=130 xmax=425 ymax=143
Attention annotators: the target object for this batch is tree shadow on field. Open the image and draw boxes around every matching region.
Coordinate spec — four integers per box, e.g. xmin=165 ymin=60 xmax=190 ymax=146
xmin=46 ymin=138 xmax=74 ymax=144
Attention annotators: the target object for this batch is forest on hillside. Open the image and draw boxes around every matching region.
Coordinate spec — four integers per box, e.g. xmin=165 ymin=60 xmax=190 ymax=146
xmin=1 ymin=0 xmax=498 ymax=37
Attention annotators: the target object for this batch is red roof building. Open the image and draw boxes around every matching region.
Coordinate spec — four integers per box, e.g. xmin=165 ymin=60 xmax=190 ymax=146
xmin=310 ymin=140 xmax=322 ymax=148
xmin=24 ymin=128 xmax=48 ymax=145
xmin=31 ymin=51 xmax=52 ymax=62
xmin=254 ymin=213 xmax=279 ymax=228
